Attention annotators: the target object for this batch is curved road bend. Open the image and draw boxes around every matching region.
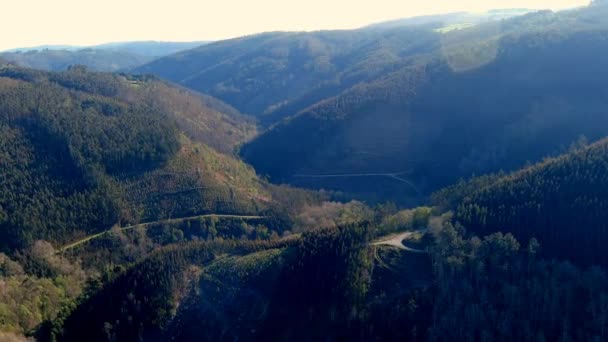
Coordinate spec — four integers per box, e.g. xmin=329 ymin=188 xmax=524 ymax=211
xmin=293 ymin=172 xmax=420 ymax=194
xmin=371 ymin=229 xmax=428 ymax=253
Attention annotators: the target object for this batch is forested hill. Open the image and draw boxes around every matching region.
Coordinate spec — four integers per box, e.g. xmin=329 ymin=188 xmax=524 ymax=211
xmin=55 ymin=207 xmax=608 ymax=341
xmin=131 ymin=9 xmax=556 ymax=126
xmin=133 ymin=9 xmax=534 ymax=124
xmin=134 ymin=28 xmax=440 ymax=122
xmin=0 ymin=65 xmax=284 ymax=251
xmin=6 ymin=3 xmax=608 ymax=342
xmin=241 ymin=4 xmax=608 ymax=204
xmin=433 ymin=138 xmax=608 ymax=267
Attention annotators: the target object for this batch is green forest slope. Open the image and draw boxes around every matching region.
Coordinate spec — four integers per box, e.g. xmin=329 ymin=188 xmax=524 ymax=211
xmin=242 ymin=4 xmax=608 ymax=203
xmin=434 ymin=138 xmax=608 ymax=267
xmin=0 ymin=65 xmax=295 ymax=251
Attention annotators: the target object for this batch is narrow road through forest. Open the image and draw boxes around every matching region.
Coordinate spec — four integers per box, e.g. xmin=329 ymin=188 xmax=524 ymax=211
xmin=293 ymin=171 xmax=420 ymax=193
xmin=371 ymin=229 xmax=428 ymax=253
xmin=59 ymin=214 xmax=266 ymax=252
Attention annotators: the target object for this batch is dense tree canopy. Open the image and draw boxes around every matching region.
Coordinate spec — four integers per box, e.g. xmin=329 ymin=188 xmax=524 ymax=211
xmin=0 ymin=67 xmax=177 ymax=248
xmin=433 ymin=139 xmax=608 ymax=267
xmin=49 ymin=217 xmax=608 ymax=341
xmin=0 ymin=65 xmax=301 ymax=251
xmin=3 ymin=3 xmax=608 ymax=341
xmin=242 ymin=8 xmax=608 ymax=203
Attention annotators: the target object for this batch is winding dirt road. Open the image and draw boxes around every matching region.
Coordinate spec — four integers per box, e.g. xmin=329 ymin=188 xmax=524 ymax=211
xmin=59 ymin=214 xmax=266 ymax=252
xmin=371 ymin=230 xmax=428 ymax=253
xmin=292 ymin=171 xmax=420 ymax=193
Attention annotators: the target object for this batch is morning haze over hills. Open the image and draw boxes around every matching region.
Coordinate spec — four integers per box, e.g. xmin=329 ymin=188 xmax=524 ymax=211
xmin=3 ymin=1 xmax=608 ymax=341
xmin=0 ymin=41 xmax=208 ymax=72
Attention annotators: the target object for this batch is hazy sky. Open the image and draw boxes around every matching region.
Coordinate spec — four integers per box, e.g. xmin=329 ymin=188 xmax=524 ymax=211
xmin=0 ymin=0 xmax=590 ymax=50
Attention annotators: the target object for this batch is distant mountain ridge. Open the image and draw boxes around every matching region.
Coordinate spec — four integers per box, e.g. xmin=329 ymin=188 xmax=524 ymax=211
xmin=0 ymin=41 xmax=208 ymax=72
xmin=2 ymin=41 xmax=208 ymax=56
